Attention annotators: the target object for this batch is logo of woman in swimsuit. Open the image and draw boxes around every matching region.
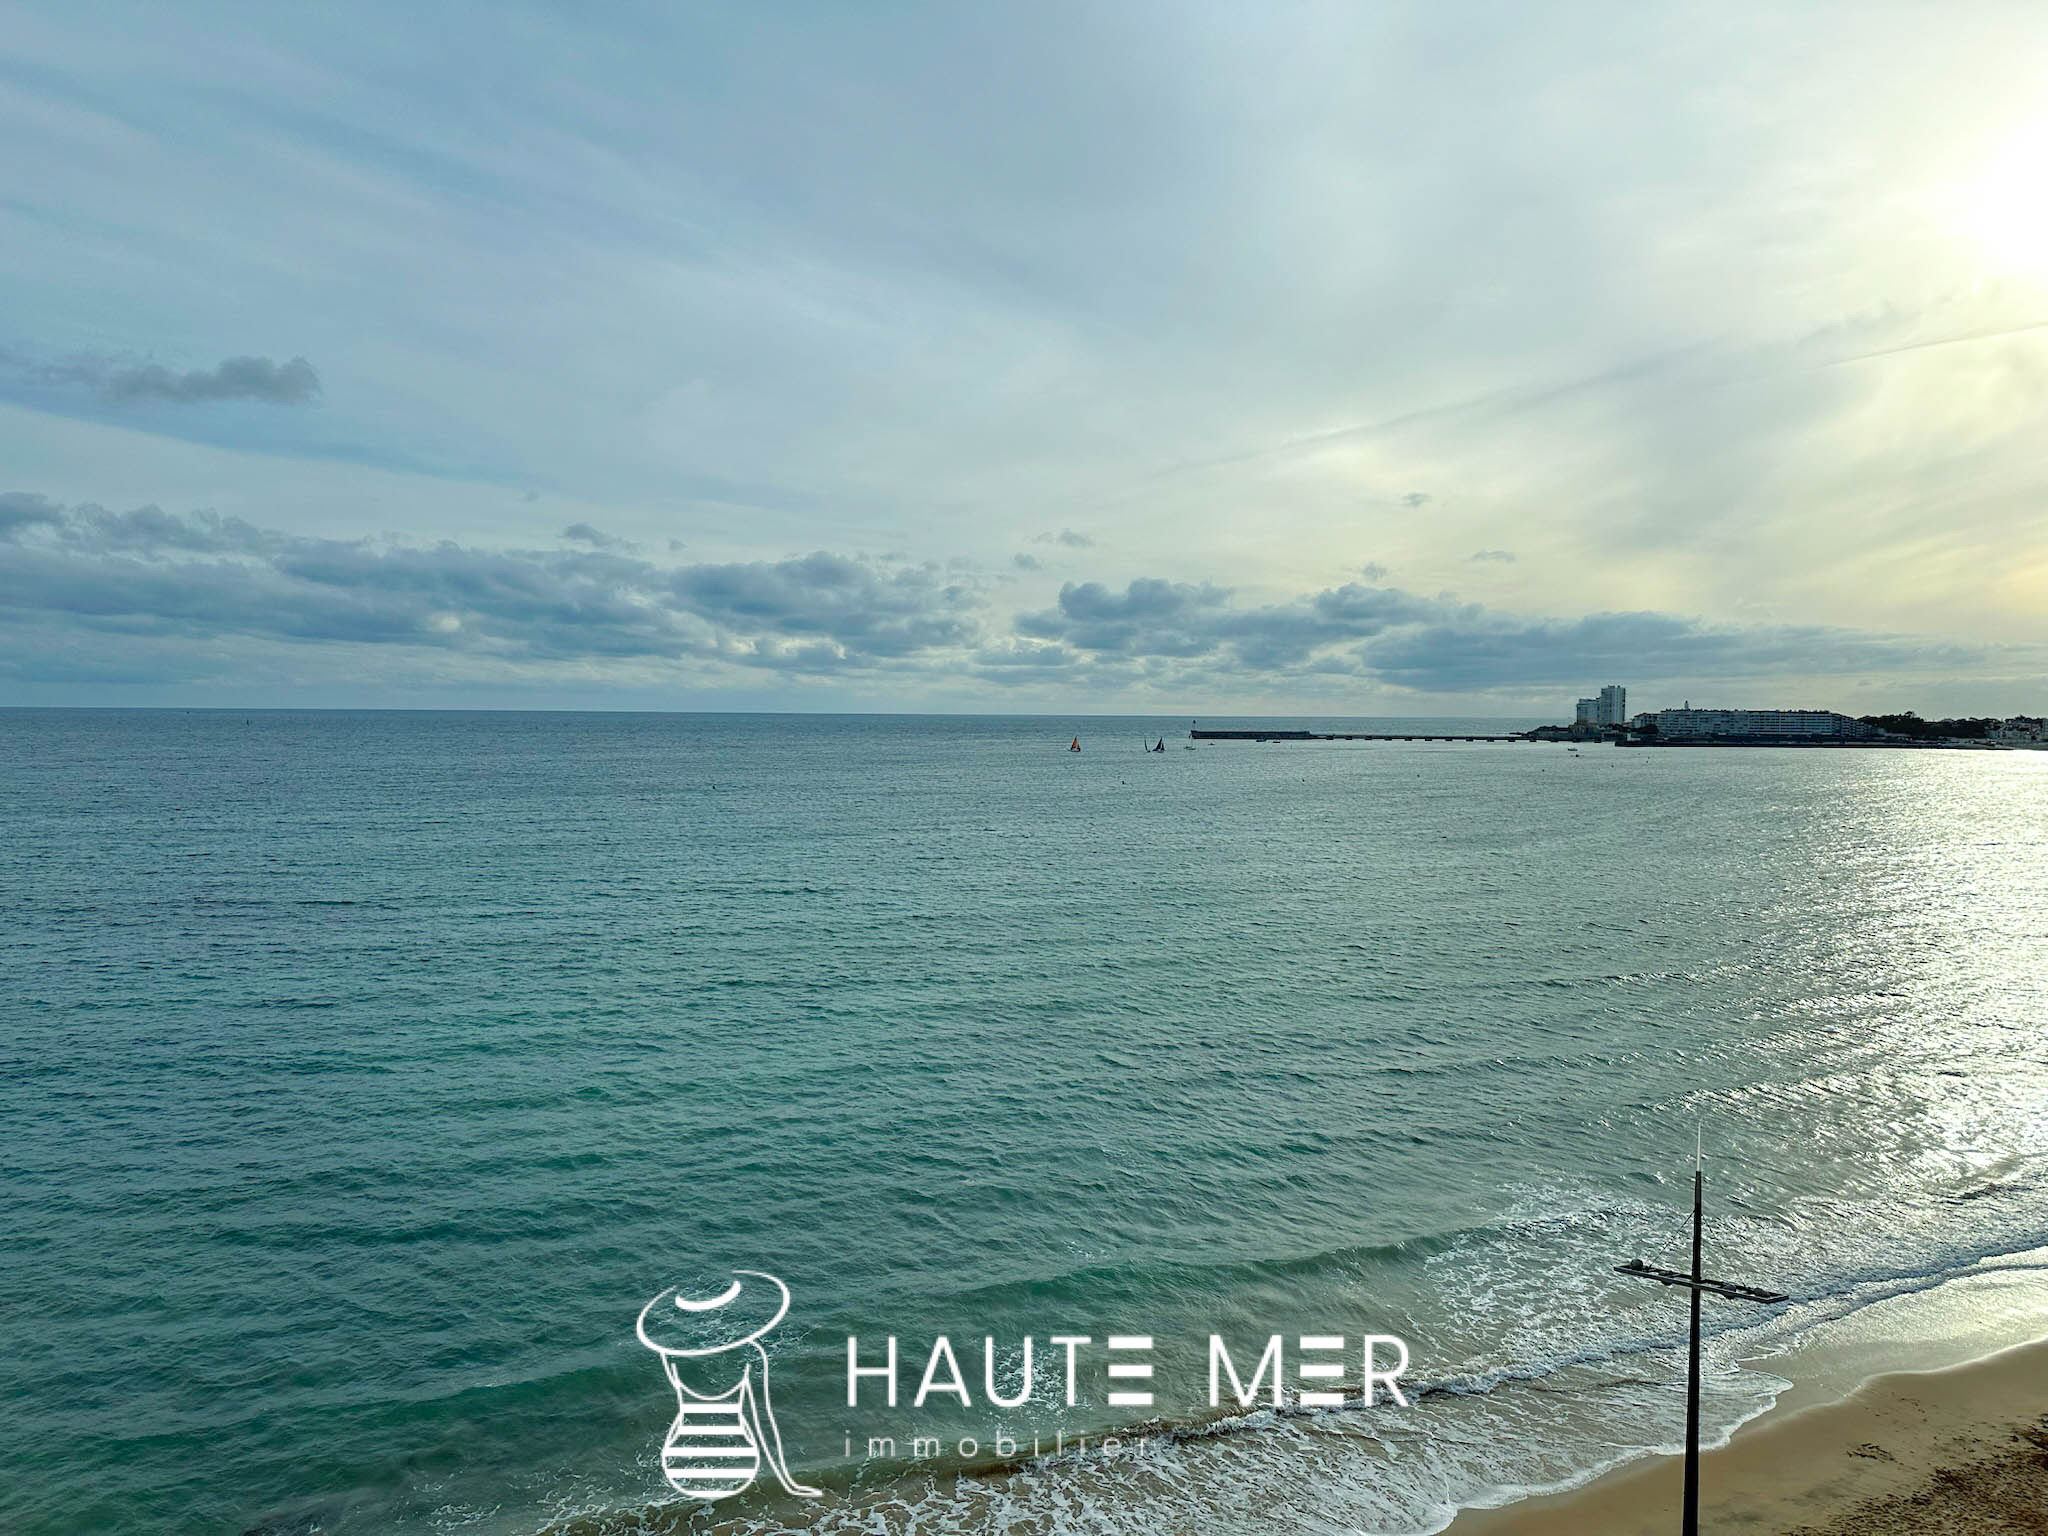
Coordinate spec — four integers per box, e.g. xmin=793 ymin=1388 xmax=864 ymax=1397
xmin=637 ymin=1270 xmax=821 ymax=1502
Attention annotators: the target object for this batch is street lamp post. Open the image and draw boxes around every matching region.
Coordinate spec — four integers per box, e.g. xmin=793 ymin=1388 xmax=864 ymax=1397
xmin=1614 ymin=1142 xmax=1788 ymax=1536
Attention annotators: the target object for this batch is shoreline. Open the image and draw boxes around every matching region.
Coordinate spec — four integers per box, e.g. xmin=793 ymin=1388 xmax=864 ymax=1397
xmin=1448 ymin=1330 xmax=2048 ymax=1535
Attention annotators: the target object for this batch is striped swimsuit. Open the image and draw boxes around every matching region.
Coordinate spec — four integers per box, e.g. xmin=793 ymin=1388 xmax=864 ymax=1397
xmin=659 ymin=1367 xmax=761 ymax=1499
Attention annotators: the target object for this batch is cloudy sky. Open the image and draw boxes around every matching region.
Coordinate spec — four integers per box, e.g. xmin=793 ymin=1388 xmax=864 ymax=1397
xmin=4 ymin=2 xmax=2045 ymax=715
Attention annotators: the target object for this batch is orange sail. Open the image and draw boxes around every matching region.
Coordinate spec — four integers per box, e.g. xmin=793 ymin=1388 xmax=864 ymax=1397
xmin=1069 ymin=737 xmax=1081 ymax=752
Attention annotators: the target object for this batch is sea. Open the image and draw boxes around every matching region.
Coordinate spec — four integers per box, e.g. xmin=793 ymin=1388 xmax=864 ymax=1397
xmin=5 ymin=709 xmax=2047 ymax=1536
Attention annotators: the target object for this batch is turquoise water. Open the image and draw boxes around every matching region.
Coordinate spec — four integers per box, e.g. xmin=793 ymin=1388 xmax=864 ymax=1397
xmin=5 ymin=710 xmax=2047 ymax=1536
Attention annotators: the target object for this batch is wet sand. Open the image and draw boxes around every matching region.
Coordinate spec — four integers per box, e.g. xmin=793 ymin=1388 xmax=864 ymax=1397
xmin=1452 ymin=1337 xmax=2048 ymax=1535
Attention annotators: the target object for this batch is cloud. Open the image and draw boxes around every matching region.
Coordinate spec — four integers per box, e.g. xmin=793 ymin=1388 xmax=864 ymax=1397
xmin=0 ymin=496 xmax=2003 ymax=702
xmin=1011 ymin=575 xmax=1985 ymax=694
xmin=0 ymin=492 xmax=65 ymax=535
xmin=110 ymin=355 xmax=321 ymax=405
xmin=5 ymin=351 xmax=323 ymax=406
xmin=1400 ymin=493 xmax=1432 ymax=509
xmin=1469 ymin=549 xmax=1516 ymax=563
xmin=561 ymin=522 xmax=632 ymax=550
xmin=1012 ymin=552 xmax=1041 ymax=570
xmin=671 ymin=552 xmax=981 ymax=657
xmin=0 ymin=496 xmax=984 ymax=677
xmin=1015 ymin=578 xmax=1236 ymax=659
xmin=1359 ymin=561 xmax=1390 ymax=581
xmin=1032 ymin=529 xmax=1094 ymax=548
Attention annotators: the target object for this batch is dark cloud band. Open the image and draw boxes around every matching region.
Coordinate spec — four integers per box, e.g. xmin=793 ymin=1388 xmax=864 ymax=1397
xmin=0 ymin=497 xmax=982 ymax=675
xmin=1 ymin=351 xmax=321 ymax=406
xmin=1009 ymin=577 xmax=1984 ymax=694
xmin=0 ymin=496 xmax=1990 ymax=695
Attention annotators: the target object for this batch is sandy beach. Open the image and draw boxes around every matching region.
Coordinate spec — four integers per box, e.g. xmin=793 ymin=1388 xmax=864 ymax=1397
xmin=1454 ymin=1336 xmax=2048 ymax=1535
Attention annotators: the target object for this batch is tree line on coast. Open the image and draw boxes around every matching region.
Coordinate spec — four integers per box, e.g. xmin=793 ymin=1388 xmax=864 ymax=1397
xmin=1857 ymin=712 xmax=2004 ymax=739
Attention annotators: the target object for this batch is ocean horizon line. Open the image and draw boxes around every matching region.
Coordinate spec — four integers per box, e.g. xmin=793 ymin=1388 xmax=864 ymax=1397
xmin=0 ymin=703 xmax=1551 ymax=720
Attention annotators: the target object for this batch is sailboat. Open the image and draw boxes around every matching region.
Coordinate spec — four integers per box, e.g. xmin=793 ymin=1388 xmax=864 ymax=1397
xmin=1152 ymin=737 xmax=1166 ymax=753
xmin=1069 ymin=737 xmax=1081 ymax=752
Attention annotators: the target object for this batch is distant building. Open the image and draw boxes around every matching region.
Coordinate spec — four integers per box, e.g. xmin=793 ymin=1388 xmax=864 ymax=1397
xmin=1574 ymin=685 xmax=1627 ymax=729
xmin=1990 ymin=716 xmax=2046 ymax=743
xmin=1647 ymin=708 xmax=1879 ymax=740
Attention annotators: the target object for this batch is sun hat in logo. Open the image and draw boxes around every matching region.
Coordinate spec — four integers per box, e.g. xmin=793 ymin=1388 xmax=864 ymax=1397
xmin=636 ymin=1270 xmax=793 ymax=1358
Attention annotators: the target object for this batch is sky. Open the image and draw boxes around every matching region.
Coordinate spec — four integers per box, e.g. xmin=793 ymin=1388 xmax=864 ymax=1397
xmin=3 ymin=1 xmax=2046 ymax=716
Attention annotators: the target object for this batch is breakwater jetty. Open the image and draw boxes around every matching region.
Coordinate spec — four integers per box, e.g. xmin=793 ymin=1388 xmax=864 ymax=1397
xmin=1190 ymin=729 xmax=1532 ymax=743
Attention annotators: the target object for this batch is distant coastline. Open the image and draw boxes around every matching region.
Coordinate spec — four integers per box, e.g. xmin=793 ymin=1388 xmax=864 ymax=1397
xmin=1185 ymin=691 xmax=2048 ymax=751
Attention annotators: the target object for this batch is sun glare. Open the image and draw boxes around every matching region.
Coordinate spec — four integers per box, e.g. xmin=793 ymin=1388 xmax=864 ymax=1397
xmin=1955 ymin=117 xmax=2048 ymax=278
